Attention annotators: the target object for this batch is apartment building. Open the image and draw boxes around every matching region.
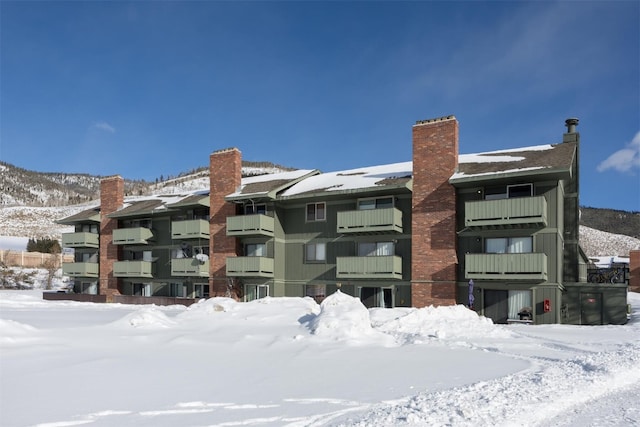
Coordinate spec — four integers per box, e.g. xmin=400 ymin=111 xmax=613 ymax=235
xmin=54 ymin=116 xmax=628 ymax=325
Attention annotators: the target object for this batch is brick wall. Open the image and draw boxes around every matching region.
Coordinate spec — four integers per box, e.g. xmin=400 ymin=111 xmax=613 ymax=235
xmin=630 ymin=250 xmax=640 ymax=293
xmin=99 ymin=175 xmax=124 ymax=301
xmin=411 ymin=116 xmax=459 ymax=307
xmin=209 ymin=148 xmax=242 ymax=298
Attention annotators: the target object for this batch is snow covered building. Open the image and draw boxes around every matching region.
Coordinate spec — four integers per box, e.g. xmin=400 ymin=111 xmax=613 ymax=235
xmin=54 ymin=116 xmax=628 ymax=325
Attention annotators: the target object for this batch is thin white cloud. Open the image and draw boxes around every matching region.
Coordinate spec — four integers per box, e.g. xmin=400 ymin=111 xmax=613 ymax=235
xmin=597 ymin=132 xmax=640 ymax=173
xmin=94 ymin=121 xmax=116 ymax=133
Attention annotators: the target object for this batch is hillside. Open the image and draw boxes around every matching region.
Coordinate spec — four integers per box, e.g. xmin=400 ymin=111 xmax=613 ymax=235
xmin=0 ymin=161 xmax=295 ymax=207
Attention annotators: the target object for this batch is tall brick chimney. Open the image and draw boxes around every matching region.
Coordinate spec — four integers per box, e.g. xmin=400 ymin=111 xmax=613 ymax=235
xmin=99 ymin=175 xmax=124 ymax=301
xmin=209 ymin=148 xmax=242 ymax=298
xmin=630 ymin=250 xmax=640 ymax=293
xmin=411 ymin=116 xmax=459 ymax=307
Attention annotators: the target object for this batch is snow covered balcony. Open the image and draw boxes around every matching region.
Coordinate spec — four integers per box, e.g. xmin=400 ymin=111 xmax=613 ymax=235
xmin=226 ymin=214 xmax=274 ymax=237
xmin=113 ymin=260 xmax=154 ymax=278
xmin=337 ymin=208 xmax=403 ymax=234
xmin=465 ymin=253 xmax=547 ymax=281
xmin=336 ymin=255 xmax=403 ymax=280
xmin=112 ymin=227 xmax=154 ymax=245
xmin=61 ymin=232 xmax=99 ymax=249
xmin=171 ymin=258 xmax=209 ymax=277
xmin=171 ymin=219 xmax=210 ymax=240
xmin=226 ymin=256 xmax=274 ymax=278
xmin=464 ymin=196 xmax=547 ymax=229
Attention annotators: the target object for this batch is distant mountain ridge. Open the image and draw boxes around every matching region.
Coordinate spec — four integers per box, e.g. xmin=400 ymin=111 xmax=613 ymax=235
xmin=0 ymin=161 xmax=637 ymax=243
xmin=0 ymin=160 xmax=295 ymax=207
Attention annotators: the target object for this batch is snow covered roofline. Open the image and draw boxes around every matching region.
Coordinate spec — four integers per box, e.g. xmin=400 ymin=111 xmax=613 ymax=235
xmin=225 ymin=169 xmax=319 ymax=202
xmin=450 ymin=142 xmax=576 ymax=185
xmin=279 ymin=161 xmax=413 ymax=200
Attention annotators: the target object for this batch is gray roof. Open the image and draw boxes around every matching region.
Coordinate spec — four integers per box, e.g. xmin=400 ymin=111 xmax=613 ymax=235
xmin=56 ymin=207 xmax=101 ymax=225
xmin=450 ymin=142 xmax=576 ymax=185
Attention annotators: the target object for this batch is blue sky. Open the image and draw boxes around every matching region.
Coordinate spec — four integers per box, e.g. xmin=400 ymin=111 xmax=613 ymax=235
xmin=1 ymin=1 xmax=638 ymax=212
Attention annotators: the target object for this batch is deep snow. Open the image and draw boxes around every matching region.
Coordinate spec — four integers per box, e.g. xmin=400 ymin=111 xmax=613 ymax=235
xmin=1 ymin=290 xmax=639 ymax=427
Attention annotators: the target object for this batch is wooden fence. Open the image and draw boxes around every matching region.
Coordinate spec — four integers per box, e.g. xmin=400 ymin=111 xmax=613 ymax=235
xmin=0 ymin=250 xmax=73 ymax=268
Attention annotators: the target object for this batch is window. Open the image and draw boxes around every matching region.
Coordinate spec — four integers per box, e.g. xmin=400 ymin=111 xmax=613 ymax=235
xmin=246 ymin=243 xmax=266 ymax=257
xmin=305 ymin=243 xmax=326 ymax=262
xmin=485 ymin=184 xmax=533 ymax=200
xmin=358 ymin=241 xmax=394 ymax=257
xmin=246 ymin=284 xmax=269 ymax=301
xmin=194 ymin=283 xmax=209 ymax=298
xmin=171 ymin=283 xmax=186 ymax=297
xmin=305 ymin=284 xmax=326 ymax=303
xmin=133 ymin=283 xmax=151 ymax=296
xmin=508 ymin=290 xmax=532 ymax=320
xmin=80 ymin=281 xmax=97 ymax=295
xmin=485 ymin=237 xmax=533 ymax=254
xmin=245 ymin=203 xmax=267 ymax=215
xmin=358 ymin=197 xmax=393 ymax=210
xmin=306 ymin=202 xmax=326 ymax=221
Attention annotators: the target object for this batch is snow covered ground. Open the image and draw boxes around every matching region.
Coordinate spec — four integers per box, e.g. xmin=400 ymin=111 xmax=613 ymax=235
xmin=1 ymin=290 xmax=639 ymax=427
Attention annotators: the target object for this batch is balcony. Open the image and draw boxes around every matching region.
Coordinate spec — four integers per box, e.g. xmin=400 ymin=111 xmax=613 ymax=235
xmin=61 ymin=232 xmax=100 ymax=248
xmin=465 ymin=253 xmax=547 ymax=281
xmin=465 ymin=196 xmax=548 ymax=229
xmin=171 ymin=258 xmax=209 ymax=277
xmin=112 ymin=227 xmax=154 ymax=245
xmin=226 ymin=256 xmax=274 ymax=278
xmin=336 ymin=255 xmax=403 ymax=280
xmin=337 ymin=208 xmax=403 ymax=234
xmin=226 ymin=215 xmax=274 ymax=237
xmin=113 ymin=261 xmax=154 ymax=278
xmin=171 ymin=219 xmax=210 ymax=240
xmin=62 ymin=262 xmax=99 ymax=278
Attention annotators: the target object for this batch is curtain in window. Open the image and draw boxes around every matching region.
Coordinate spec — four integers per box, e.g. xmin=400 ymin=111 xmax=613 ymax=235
xmin=508 ymin=237 xmax=532 ymax=253
xmin=508 ymin=290 xmax=532 ymax=319
xmin=376 ymin=242 xmax=394 ymax=256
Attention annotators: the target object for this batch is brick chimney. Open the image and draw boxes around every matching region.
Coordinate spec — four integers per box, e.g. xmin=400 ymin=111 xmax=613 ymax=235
xmin=209 ymin=148 xmax=242 ymax=298
xmin=99 ymin=175 xmax=124 ymax=301
xmin=411 ymin=116 xmax=459 ymax=307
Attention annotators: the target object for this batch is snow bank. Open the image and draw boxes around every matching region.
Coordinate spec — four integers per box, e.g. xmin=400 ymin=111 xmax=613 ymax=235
xmin=372 ymin=304 xmax=514 ymax=345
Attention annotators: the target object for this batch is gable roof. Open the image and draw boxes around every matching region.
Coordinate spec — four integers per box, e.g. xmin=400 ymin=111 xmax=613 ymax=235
xmin=450 ymin=142 xmax=576 ymax=185
xmin=279 ymin=161 xmax=413 ymax=200
xmin=56 ymin=206 xmax=101 ymax=225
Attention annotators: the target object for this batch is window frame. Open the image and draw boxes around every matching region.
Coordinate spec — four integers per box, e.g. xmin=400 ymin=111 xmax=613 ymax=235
xmin=306 ymin=202 xmax=326 ymax=222
xmin=485 ymin=237 xmax=533 ymax=254
xmin=357 ymin=196 xmax=394 ymax=210
xmin=305 ymin=242 xmax=327 ymax=263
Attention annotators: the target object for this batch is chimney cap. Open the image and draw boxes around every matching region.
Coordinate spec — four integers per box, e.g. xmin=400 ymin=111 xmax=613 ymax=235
xmin=565 ymin=117 xmax=579 ymax=132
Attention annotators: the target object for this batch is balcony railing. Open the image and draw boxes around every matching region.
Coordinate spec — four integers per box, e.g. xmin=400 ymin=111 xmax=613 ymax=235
xmin=337 ymin=208 xmax=403 ymax=234
xmin=465 ymin=196 xmax=548 ymax=228
xmin=226 ymin=215 xmax=275 ymax=237
xmin=61 ymin=232 xmax=99 ymax=248
xmin=171 ymin=258 xmax=209 ymax=277
xmin=112 ymin=227 xmax=154 ymax=245
xmin=226 ymin=256 xmax=274 ymax=278
xmin=171 ymin=219 xmax=210 ymax=240
xmin=465 ymin=253 xmax=547 ymax=281
xmin=62 ymin=262 xmax=99 ymax=278
xmin=113 ymin=261 xmax=154 ymax=278
xmin=336 ymin=255 xmax=403 ymax=279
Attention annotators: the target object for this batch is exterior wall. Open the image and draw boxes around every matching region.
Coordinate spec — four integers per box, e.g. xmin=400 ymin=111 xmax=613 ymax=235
xmin=278 ymin=192 xmax=413 ymax=306
xmin=411 ymin=116 xmax=458 ymax=307
xmin=630 ymin=250 xmax=640 ymax=293
xmin=99 ymin=176 xmax=124 ymax=301
xmin=209 ymin=148 xmax=242 ymax=298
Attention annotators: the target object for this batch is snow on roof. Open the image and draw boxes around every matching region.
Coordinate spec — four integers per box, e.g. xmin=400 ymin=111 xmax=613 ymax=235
xmin=281 ymin=161 xmax=412 ymax=197
xmin=452 ymin=143 xmax=575 ymax=182
xmin=226 ymin=169 xmax=317 ymax=199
